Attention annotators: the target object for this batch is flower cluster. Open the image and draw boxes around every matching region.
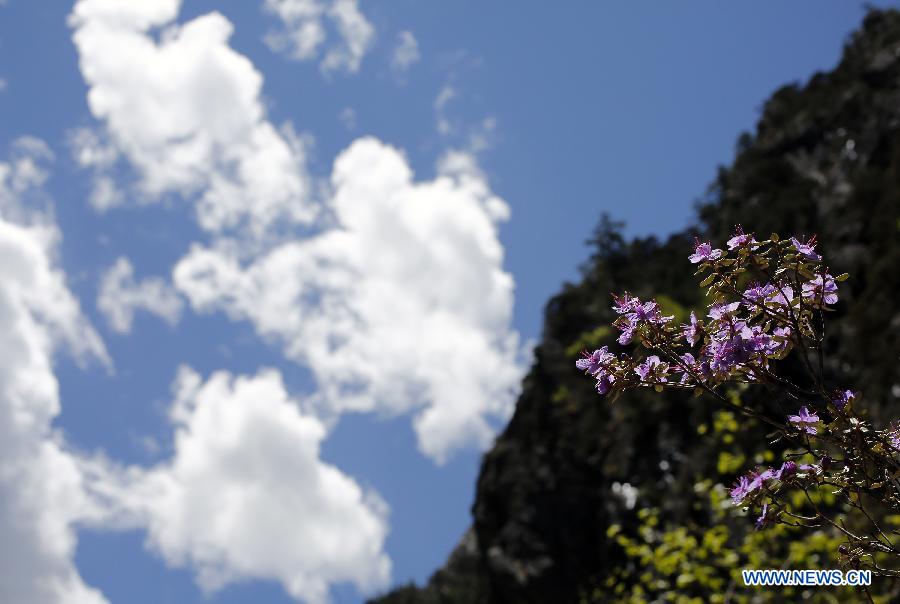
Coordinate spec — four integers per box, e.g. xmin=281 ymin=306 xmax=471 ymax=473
xmin=575 ymin=346 xmax=616 ymax=394
xmin=729 ymin=460 xmax=811 ymax=506
xmin=575 ymin=228 xmax=900 ymax=573
xmin=578 ymin=227 xmax=838 ymax=398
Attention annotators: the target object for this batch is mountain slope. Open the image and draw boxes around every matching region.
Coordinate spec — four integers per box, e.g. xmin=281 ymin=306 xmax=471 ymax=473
xmin=370 ymin=9 xmax=900 ymax=603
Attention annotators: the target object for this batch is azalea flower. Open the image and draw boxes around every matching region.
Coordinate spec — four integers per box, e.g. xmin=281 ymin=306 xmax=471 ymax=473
xmin=726 ymin=225 xmax=758 ymax=250
xmin=790 ymin=235 xmax=821 ymax=261
xmin=773 ymin=460 xmax=797 ymax=480
xmin=832 ymin=389 xmax=857 ymax=411
xmin=635 ymin=355 xmax=669 ymax=382
xmin=730 ymin=475 xmax=754 ymax=505
xmin=682 ymin=311 xmax=702 ymax=346
xmin=576 ymin=347 xmax=612 ymax=376
xmin=802 ymin=273 xmax=838 ymax=306
xmin=788 ymin=406 xmax=819 ymax=435
xmin=689 ymin=239 xmax=723 ymax=263
xmin=611 ymin=292 xmax=639 ymax=314
xmin=742 ymin=282 xmax=776 ymax=309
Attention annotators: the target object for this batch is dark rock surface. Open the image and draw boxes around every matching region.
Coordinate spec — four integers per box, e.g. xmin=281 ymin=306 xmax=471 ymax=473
xmin=369 ymin=9 xmax=900 ymax=603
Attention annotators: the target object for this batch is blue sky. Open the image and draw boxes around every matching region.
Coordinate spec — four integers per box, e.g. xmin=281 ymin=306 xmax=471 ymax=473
xmin=0 ymin=1 xmax=892 ymax=603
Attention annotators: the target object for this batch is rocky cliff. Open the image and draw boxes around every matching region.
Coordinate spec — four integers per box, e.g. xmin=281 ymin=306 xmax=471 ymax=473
xmin=371 ymin=9 xmax=900 ymax=603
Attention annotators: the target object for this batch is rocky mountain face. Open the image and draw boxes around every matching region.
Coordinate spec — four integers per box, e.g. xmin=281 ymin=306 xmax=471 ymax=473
xmin=370 ymin=9 xmax=900 ymax=603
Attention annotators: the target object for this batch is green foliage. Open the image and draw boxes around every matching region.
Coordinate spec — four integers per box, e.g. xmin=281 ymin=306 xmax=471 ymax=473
xmin=581 ymin=408 xmax=892 ymax=602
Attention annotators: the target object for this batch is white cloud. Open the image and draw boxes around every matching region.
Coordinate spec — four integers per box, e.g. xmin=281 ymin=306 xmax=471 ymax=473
xmin=263 ymin=0 xmax=326 ymax=61
xmin=97 ymin=257 xmax=183 ymax=333
xmin=66 ymin=0 xmax=525 ymax=599
xmin=0 ymin=137 xmax=52 ymax=219
xmin=0 ymin=139 xmax=111 ymax=603
xmin=93 ymin=367 xmax=390 ymax=604
xmin=69 ymin=128 xmax=123 ymax=211
xmin=174 ymin=138 xmax=525 ymax=462
xmin=321 ymin=0 xmax=375 ymax=74
xmin=391 ymin=30 xmax=419 ymax=72
xmin=70 ymin=0 xmax=524 ymax=464
xmin=434 ymin=84 xmax=456 ymax=136
xmin=468 ymin=116 xmax=498 ymax=154
xmin=263 ymin=0 xmax=374 ymax=74
xmin=70 ymin=0 xmax=314 ymax=235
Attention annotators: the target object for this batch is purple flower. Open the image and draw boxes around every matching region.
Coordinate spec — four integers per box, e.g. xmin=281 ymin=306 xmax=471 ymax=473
xmin=635 ymin=355 xmax=669 ymax=382
xmin=798 ymin=463 xmax=821 ymax=474
xmin=576 ymin=347 xmax=613 ymax=376
xmin=755 ymin=503 xmax=771 ymax=530
xmin=788 ymin=406 xmax=820 ymax=435
xmin=612 ymin=296 xmax=673 ymax=345
xmin=611 ymin=292 xmax=639 ymax=315
xmin=738 ymin=323 xmax=772 ymax=354
xmin=695 ymin=356 xmax=712 ymax=380
xmin=575 ymin=349 xmax=618 ymax=396
xmin=689 ymin=238 xmax=724 ymax=264
xmin=802 ymin=273 xmax=838 ymax=306
xmin=749 ymin=468 xmax=775 ymax=491
xmin=709 ymin=334 xmax=752 ymax=372
xmin=731 ymin=467 xmax=777 ymax=506
xmin=616 ymin=324 xmax=636 ymax=345
xmin=678 ymin=353 xmax=696 ymax=383
xmin=682 ymin=311 xmax=702 ymax=346
xmin=790 ymin=235 xmax=821 ymax=261
xmin=774 ymin=461 xmax=797 ymax=480
xmin=771 ymin=325 xmax=792 ymax=353
xmin=632 ymin=300 xmax=672 ymax=325
xmin=726 ymin=225 xmax=759 ymax=250
xmin=790 ymin=406 xmax=820 ymax=425
xmin=831 ymin=389 xmax=857 ymax=411
xmin=769 ymin=285 xmax=794 ymax=309
xmin=615 ymin=299 xmax=673 ymax=345
xmin=730 ymin=475 xmax=753 ymax=505
xmin=742 ymin=282 xmax=776 ymax=309
xmin=596 ymin=374 xmax=615 ymax=395
xmin=762 ymin=326 xmax=792 ymax=357
xmin=707 ymin=302 xmax=741 ymax=321
xmin=575 ymin=347 xmax=619 ymax=397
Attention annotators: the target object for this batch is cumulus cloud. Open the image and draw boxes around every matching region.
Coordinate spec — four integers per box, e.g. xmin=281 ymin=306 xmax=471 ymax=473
xmin=263 ymin=0 xmax=374 ymax=74
xmin=391 ymin=30 xmax=419 ymax=72
xmin=97 ymin=257 xmax=183 ymax=333
xmin=0 ymin=139 xmax=111 ymax=603
xmin=66 ymin=0 xmax=525 ymax=599
xmin=175 ymin=138 xmax=525 ymax=462
xmin=70 ymin=0 xmax=524 ymax=464
xmin=70 ymin=0 xmax=313 ymax=235
xmin=93 ymin=367 xmax=391 ymax=604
